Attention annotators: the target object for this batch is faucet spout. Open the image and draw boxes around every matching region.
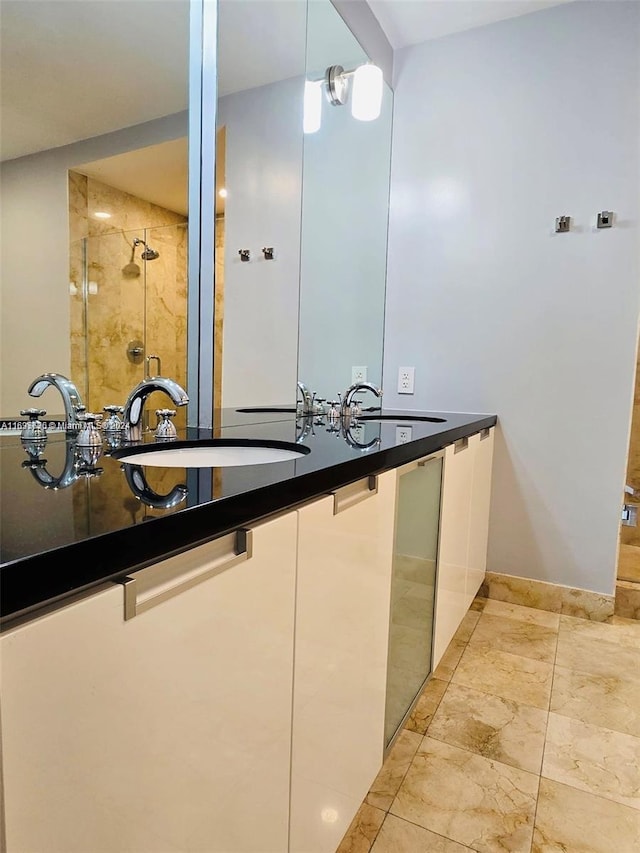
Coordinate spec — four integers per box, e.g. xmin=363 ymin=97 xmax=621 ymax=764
xmin=122 ymin=376 xmax=189 ymax=442
xmin=28 ymin=373 xmax=84 ymax=430
xmin=297 ymin=381 xmax=314 ymax=415
xmin=341 ymin=381 xmax=383 ymax=417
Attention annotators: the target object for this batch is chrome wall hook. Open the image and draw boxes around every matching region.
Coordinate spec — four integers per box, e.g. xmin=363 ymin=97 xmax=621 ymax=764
xmin=238 ymin=249 xmax=251 ymax=262
xmin=555 ymin=215 xmax=571 ymax=233
xmin=262 ymin=247 xmax=275 ymax=260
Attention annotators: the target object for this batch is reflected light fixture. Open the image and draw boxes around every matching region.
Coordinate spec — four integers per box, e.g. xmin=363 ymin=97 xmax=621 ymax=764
xmin=351 ymin=63 xmax=384 ymax=121
xmin=303 ymin=79 xmax=323 ymax=134
xmin=93 ymin=211 xmax=111 ymax=219
xmin=218 ymin=188 xmax=228 ymax=198
xmin=304 ymin=62 xmax=383 ymax=133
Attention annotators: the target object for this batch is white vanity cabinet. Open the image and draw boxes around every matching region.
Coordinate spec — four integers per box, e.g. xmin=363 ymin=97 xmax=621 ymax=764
xmin=433 ymin=427 xmax=495 ymax=666
xmin=289 ymin=470 xmax=397 ymax=853
xmin=0 ymin=511 xmax=298 ymax=853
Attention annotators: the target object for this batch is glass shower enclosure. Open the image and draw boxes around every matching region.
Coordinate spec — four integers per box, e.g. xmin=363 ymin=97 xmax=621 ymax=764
xmin=69 ymin=223 xmax=188 ymax=431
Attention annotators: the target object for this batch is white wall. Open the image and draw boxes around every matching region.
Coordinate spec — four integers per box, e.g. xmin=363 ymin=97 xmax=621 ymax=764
xmin=218 ymin=78 xmax=303 ymax=408
xmin=0 ymin=113 xmax=187 ymax=416
xmin=384 ymin=1 xmax=640 ymax=595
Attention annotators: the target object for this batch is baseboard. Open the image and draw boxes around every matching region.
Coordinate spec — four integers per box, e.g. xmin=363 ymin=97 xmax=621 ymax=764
xmin=478 ymin=571 xmax=615 ymax=622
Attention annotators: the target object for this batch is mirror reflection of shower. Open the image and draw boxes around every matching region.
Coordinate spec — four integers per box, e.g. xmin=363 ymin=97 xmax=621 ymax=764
xmin=133 ymin=236 xmax=160 ymax=261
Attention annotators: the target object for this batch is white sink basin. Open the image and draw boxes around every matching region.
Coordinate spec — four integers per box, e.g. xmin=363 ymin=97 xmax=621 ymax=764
xmin=112 ymin=439 xmax=309 ymax=468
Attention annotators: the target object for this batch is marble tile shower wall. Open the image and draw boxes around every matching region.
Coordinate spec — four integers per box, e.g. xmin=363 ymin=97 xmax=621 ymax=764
xmin=338 ymin=597 xmax=640 ymax=853
xmin=68 ymin=172 xmax=187 ymax=428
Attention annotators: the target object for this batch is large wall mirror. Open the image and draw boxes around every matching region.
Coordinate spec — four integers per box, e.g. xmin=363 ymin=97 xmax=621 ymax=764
xmin=215 ymin=0 xmax=393 ymax=414
xmin=298 ymin=0 xmax=392 ymax=409
xmin=0 ymin=0 xmax=192 ymax=424
xmin=1 ymin=0 xmax=393 ymax=425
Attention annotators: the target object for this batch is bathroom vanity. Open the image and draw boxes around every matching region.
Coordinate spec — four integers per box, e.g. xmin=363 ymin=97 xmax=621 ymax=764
xmin=0 ymin=408 xmax=496 ymax=853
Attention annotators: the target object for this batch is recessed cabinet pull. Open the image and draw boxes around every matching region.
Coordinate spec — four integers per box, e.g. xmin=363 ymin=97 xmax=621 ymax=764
xmin=480 ymin=428 xmax=491 ymax=440
xmin=453 ymin=437 xmax=469 ymax=453
xmin=118 ymin=528 xmax=253 ymax=620
xmin=332 ymin=474 xmax=378 ymax=515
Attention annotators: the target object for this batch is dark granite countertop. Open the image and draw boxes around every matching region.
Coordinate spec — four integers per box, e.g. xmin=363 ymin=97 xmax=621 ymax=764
xmin=0 ymin=407 xmax=497 ymax=624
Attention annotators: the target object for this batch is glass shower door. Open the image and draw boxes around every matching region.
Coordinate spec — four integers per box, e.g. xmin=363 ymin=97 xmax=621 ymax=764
xmin=384 ymin=453 xmax=443 ymax=748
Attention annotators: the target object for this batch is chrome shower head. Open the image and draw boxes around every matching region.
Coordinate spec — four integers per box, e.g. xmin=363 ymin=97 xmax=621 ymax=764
xmin=132 ymin=237 xmax=160 ymax=261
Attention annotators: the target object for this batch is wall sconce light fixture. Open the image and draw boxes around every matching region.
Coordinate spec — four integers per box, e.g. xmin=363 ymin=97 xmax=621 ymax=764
xmin=304 ymin=62 xmax=383 ymax=134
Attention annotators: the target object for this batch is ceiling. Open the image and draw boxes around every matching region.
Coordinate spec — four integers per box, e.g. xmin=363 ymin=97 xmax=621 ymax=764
xmin=1 ymin=0 xmax=576 ymax=212
xmin=368 ymin=0 xmax=576 ymax=50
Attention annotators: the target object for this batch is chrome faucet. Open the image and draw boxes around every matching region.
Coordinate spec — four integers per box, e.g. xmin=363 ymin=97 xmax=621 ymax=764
xmin=340 ymin=381 xmax=383 ymax=418
xmin=297 ymin=381 xmax=314 ymax=415
xmin=27 ymin=373 xmax=84 ymax=431
xmin=122 ymin=376 xmax=189 ymax=442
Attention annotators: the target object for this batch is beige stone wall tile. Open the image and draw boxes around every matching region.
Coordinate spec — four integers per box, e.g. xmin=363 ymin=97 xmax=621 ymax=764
xmin=483 ymin=572 xmax=562 ymax=613
xmin=560 ymin=587 xmax=614 ymax=622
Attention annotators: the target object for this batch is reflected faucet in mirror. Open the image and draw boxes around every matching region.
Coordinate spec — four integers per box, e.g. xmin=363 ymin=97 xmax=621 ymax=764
xmin=27 ymin=373 xmax=85 ymax=431
xmin=122 ymin=376 xmax=189 ymax=442
xmin=340 ymin=381 xmax=382 ymax=418
xmin=21 ymin=436 xmax=103 ymax=489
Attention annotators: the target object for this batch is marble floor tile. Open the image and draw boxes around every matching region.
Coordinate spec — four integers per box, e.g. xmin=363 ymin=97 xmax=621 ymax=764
xmin=433 ymin=638 xmax=467 ymax=682
xmin=532 ymin=778 xmax=640 ymax=853
xmin=551 ymin=663 xmax=640 ymax=738
xmin=371 ymin=814 xmax=472 ymax=852
xmin=452 ymin=610 xmax=480 ymax=644
xmin=404 ymin=677 xmax=448 ymax=735
xmin=480 ymin=599 xmax=560 ymax=630
xmin=367 ymin=730 xmax=422 ymax=812
xmin=468 ymin=613 xmax=558 ymax=664
xmin=336 ymin=802 xmax=386 ymax=853
xmin=469 ymin=596 xmax=487 ymax=612
xmin=428 ymin=682 xmax=548 ymax=774
xmin=452 ymin=645 xmax=554 ymax=710
xmin=390 ymin=737 xmax=539 ymax=853
xmin=559 ymin=612 xmax=640 ymax=650
xmin=542 ymin=712 xmax=640 ymax=809
xmin=555 ymin=622 xmax=640 ymax=680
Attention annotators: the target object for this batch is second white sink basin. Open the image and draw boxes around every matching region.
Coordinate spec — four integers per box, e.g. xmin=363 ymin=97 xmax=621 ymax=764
xmin=112 ymin=439 xmax=309 ymax=468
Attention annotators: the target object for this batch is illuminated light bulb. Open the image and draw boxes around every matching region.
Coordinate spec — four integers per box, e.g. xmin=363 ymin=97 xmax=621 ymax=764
xmin=93 ymin=211 xmax=111 ymax=219
xmin=218 ymin=188 xmax=228 ymax=198
xmin=351 ymin=63 xmax=383 ymax=122
xmin=304 ymin=79 xmax=323 ymax=134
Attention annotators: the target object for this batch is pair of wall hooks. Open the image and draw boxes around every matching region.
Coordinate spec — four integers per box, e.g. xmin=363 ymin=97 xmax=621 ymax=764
xmin=238 ymin=248 xmax=275 ymax=262
xmin=555 ymin=211 xmax=614 ymax=232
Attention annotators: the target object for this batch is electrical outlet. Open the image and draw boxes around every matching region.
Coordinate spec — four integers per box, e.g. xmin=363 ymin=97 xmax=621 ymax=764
xmin=397 ymin=366 xmax=415 ymax=394
xmin=396 ymin=425 xmax=412 ymax=444
xmin=352 ymin=366 xmax=367 ymax=383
